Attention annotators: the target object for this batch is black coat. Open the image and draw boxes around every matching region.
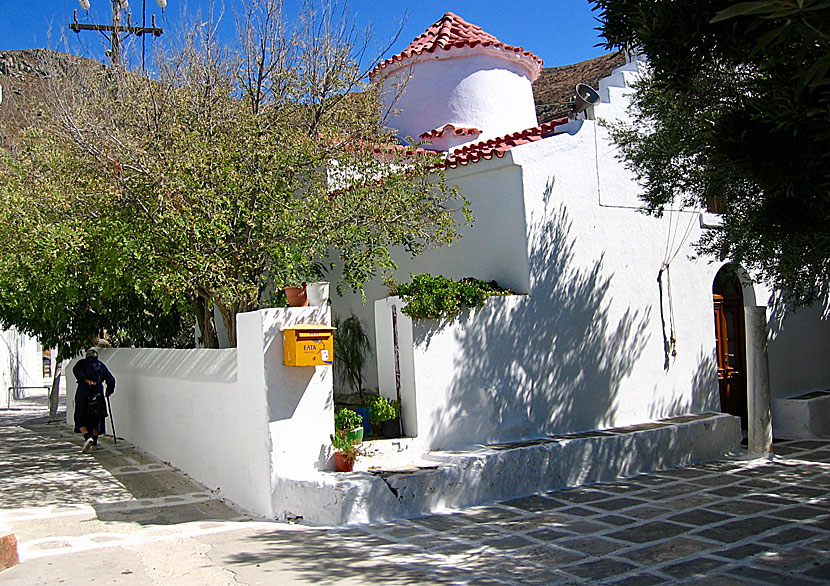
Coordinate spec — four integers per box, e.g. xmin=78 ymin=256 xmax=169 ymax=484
xmin=73 ymin=356 xmax=116 ymax=433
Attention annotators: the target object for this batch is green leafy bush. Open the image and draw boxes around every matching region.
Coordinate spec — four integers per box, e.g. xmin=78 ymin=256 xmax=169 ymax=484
xmin=368 ymin=395 xmax=399 ymax=424
xmin=389 ymin=274 xmax=514 ymax=319
xmin=330 ymin=433 xmax=364 ymax=461
xmin=334 ymin=408 xmax=363 ymax=431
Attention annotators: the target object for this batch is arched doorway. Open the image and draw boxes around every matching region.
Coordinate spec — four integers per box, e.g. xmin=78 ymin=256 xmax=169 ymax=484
xmin=713 ymin=265 xmax=747 ymax=428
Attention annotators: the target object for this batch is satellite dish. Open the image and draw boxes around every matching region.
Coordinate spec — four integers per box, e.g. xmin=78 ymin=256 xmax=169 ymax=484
xmin=79 ymin=0 xmax=91 ymax=11
xmin=156 ymin=0 xmax=167 ymax=9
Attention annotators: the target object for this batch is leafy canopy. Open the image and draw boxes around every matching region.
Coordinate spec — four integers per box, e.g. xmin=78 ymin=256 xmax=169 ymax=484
xmin=0 ymin=0 xmax=469 ymax=352
xmin=591 ymin=0 xmax=830 ymax=306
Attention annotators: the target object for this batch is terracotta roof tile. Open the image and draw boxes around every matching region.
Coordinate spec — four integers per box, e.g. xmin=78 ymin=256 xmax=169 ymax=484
xmin=375 ymin=117 xmax=570 ymax=169
xmin=443 ymin=117 xmax=569 ymax=168
xmin=420 ymin=124 xmax=483 ymax=140
xmin=370 ymin=12 xmax=544 ymax=82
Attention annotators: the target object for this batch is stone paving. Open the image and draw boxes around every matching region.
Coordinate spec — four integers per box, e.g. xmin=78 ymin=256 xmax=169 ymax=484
xmin=1 ymin=391 xmax=829 ymax=584
xmin=308 ymin=444 xmax=829 ymax=584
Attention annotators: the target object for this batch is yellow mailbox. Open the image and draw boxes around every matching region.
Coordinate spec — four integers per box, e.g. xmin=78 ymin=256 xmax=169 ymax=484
xmin=282 ymin=324 xmax=335 ymax=367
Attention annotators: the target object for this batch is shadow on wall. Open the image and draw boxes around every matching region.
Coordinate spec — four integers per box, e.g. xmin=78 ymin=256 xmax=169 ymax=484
xmin=766 ymin=287 xmax=830 ymax=398
xmin=417 ymin=205 xmax=652 ymax=445
xmin=647 ymin=349 xmax=720 ymax=421
xmin=102 ymin=347 xmax=237 ymax=384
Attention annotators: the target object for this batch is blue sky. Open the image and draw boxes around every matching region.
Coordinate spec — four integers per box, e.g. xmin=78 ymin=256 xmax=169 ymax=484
xmin=0 ymin=1 xmax=610 ymax=69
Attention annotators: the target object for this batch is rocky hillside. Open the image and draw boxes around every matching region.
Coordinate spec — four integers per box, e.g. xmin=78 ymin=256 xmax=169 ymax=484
xmin=0 ymin=49 xmax=103 ymax=144
xmin=533 ymin=52 xmax=626 ymax=123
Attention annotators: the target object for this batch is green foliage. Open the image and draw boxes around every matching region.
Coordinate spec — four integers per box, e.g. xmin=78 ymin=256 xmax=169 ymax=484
xmin=0 ymin=0 xmax=468 ymax=350
xmin=368 ymin=395 xmax=399 ymax=424
xmin=0 ymin=134 xmax=194 ymax=358
xmin=591 ymin=0 xmax=830 ymax=306
xmin=334 ymin=407 xmax=363 ymax=431
xmin=389 ymin=274 xmax=514 ymax=319
xmin=333 ymin=313 xmax=371 ymax=395
xmin=329 ymin=432 xmax=364 ymax=461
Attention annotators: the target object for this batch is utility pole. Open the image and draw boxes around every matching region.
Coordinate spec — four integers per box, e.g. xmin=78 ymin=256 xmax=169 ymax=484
xmin=69 ymin=0 xmax=165 ymax=69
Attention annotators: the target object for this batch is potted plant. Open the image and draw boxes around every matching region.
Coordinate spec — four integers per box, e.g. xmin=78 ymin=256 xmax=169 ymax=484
xmin=368 ymin=395 xmax=397 ymax=436
xmin=283 ymin=262 xmax=330 ymax=307
xmin=334 ymin=407 xmax=364 ymax=444
xmin=283 ymin=283 xmax=308 ymax=307
xmin=330 ymin=433 xmax=364 ymax=472
xmin=333 ymin=313 xmax=372 ymax=432
xmin=305 ymin=281 xmax=330 ymax=306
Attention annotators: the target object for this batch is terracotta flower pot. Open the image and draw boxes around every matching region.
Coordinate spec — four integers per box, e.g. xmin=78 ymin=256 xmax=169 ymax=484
xmin=334 ymin=451 xmax=355 ymax=472
xmin=284 ymin=284 xmax=308 ymax=307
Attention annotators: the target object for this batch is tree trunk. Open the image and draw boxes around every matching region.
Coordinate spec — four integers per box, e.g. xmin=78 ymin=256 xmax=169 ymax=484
xmin=216 ymin=302 xmax=236 ymax=349
xmin=192 ymin=297 xmax=219 ymax=349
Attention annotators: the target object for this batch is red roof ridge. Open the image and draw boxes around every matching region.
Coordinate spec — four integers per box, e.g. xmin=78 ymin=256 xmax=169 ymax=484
xmin=420 ymin=124 xmax=483 ymax=140
xmin=370 ymin=12 xmax=543 ymax=82
xmin=443 ymin=117 xmax=569 ymax=168
xmin=373 ymin=117 xmax=570 ymax=169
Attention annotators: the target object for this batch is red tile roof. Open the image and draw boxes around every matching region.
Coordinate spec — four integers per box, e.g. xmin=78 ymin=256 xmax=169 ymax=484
xmin=443 ymin=117 xmax=569 ymax=168
xmin=370 ymin=12 xmax=544 ymax=82
xmin=420 ymin=124 xmax=483 ymax=140
xmin=377 ymin=117 xmax=570 ymax=169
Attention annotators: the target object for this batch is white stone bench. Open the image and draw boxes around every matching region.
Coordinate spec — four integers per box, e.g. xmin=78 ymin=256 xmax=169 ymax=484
xmin=773 ymin=390 xmax=830 ymax=440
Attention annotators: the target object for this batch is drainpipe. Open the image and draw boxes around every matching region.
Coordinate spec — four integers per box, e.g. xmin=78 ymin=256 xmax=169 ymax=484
xmin=745 ymin=306 xmax=773 ymax=456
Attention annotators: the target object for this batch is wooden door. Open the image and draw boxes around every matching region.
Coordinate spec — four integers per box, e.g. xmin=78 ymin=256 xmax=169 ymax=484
xmin=713 ymin=293 xmax=747 ymax=427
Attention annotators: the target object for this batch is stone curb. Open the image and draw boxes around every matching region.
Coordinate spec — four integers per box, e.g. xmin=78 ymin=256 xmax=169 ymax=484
xmin=0 ymin=523 xmax=19 ymax=571
xmin=273 ymin=412 xmax=743 ymax=525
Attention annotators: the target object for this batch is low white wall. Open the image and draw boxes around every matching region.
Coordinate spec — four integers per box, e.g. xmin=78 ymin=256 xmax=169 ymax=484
xmin=767 ymin=299 xmax=830 ymax=400
xmin=67 ymin=307 xmax=334 ymax=519
xmin=376 ymin=289 xmax=721 ymax=452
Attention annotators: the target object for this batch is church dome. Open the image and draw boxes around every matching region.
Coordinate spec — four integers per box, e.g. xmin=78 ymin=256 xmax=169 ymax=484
xmin=371 ymin=13 xmax=542 ymax=151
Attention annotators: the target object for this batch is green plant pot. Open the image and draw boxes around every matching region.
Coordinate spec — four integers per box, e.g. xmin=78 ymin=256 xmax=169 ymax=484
xmin=343 ymin=427 xmax=364 ymax=444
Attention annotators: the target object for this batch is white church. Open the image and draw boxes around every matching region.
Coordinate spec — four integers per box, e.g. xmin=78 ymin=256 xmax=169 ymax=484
xmin=69 ymin=12 xmax=830 ymax=524
xmin=333 ymin=11 xmax=830 ymax=448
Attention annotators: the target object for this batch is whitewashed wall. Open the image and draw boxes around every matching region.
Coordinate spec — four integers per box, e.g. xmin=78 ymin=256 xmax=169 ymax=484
xmin=330 ymin=155 xmax=531 ymax=394
xmin=767 ymin=300 xmax=830 ymax=399
xmin=337 ymin=57 xmax=829 ymax=449
xmin=66 ymin=307 xmax=334 ymax=519
xmin=1 ymin=329 xmax=45 ymax=403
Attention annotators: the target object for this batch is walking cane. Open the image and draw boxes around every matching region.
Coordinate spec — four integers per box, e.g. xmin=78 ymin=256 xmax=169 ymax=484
xmin=106 ymin=395 xmax=117 ymax=445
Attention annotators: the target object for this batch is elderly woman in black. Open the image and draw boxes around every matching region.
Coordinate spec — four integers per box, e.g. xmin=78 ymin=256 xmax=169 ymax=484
xmin=73 ymin=348 xmax=116 ymax=453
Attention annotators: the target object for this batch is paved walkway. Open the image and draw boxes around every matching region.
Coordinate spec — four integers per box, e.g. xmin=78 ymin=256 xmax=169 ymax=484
xmin=1 ymin=391 xmax=828 ymax=585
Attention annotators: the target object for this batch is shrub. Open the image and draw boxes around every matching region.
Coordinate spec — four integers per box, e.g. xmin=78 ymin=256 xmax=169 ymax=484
xmin=389 ymin=274 xmax=513 ymax=319
xmin=369 ymin=395 xmax=399 ymax=424
xmin=334 ymin=408 xmax=363 ymax=431
xmin=333 ymin=313 xmax=371 ymax=395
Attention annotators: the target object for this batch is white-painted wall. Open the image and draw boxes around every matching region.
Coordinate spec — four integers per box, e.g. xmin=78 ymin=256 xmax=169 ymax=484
xmin=0 ymin=328 xmax=45 ymax=404
xmin=354 ymin=56 xmax=830 ymax=451
xmin=372 ymin=124 xmax=726 ymax=450
xmin=767 ymin=299 xmax=830 ymax=399
xmin=378 ymin=49 xmax=539 ymax=148
xmin=66 ymin=307 xmax=334 ymax=519
xmin=329 ymin=154 xmax=532 ymax=394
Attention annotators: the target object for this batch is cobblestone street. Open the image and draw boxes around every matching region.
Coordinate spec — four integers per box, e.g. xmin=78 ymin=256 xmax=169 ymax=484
xmin=1 ymin=397 xmax=829 ymax=585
